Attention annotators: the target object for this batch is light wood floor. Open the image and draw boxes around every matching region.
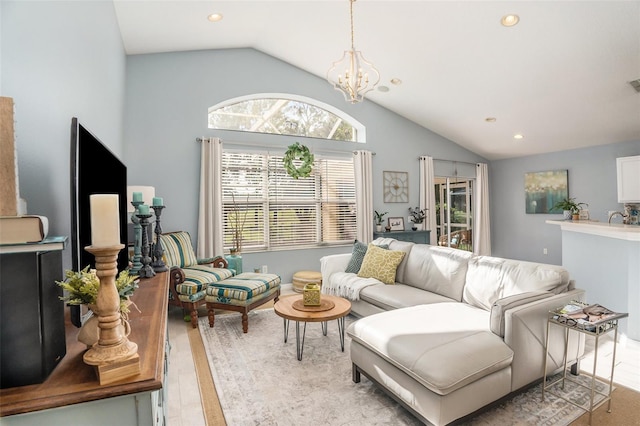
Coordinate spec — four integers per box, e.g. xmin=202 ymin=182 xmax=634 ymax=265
xmin=166 ymin=286 xmax=640 ymax=425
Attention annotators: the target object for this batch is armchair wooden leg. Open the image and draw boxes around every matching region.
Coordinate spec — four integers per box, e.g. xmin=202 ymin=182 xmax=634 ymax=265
xmin=208 ymin=309 xmax=215 ymax=328
xmin=241 ymin=311 xmax=249 ymax=333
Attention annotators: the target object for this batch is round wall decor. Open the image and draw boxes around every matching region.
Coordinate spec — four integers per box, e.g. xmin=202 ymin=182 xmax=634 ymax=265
xmin=283 ymin=142 xmax=314 ymax=179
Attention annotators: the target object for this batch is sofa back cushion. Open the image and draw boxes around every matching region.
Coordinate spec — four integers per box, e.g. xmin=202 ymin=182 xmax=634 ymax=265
xmin=402 ymin=245 xmax=473 ymax=301
xmin=373 ymin=238 xmax=415 ymax=283
xmin=463 ymin=256 xmax=571 ymax=311
xmin=160 ymin=231 xmax=198 ymax=268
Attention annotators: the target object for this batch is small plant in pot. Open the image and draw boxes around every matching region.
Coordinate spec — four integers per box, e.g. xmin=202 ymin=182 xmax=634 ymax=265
xmin=374 ymin=210 xmax=388 ymax=232
xmin=552 ymin=197 xmax=588 ymax=221
xmin=408 ymin=207 xmax=428 ymax=230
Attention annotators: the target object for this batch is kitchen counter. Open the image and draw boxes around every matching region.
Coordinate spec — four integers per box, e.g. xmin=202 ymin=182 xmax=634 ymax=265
xmin=547 ymin=220 xmax=639 ymax=340
xmin=546 ymin=220 xmax=640 ymax=241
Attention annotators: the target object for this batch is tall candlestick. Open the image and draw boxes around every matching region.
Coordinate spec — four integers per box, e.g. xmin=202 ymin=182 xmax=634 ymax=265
xmin=90 ymin=194 xmax=120 ymax=247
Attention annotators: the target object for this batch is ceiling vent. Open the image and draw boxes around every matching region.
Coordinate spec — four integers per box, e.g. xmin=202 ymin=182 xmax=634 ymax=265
xmin=630 ymin=79 xmax=640 ymax=93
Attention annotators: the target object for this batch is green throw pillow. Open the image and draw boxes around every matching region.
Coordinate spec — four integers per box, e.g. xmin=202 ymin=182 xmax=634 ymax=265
xmin=357 ymin=244 xmax=405 ymax=285
xmin=345 ymin=240 xmax=389 ymax=274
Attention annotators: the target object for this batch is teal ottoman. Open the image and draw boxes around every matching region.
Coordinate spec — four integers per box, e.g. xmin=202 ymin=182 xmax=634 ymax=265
xmin=205 ymin=272 xmax=281 ymax=333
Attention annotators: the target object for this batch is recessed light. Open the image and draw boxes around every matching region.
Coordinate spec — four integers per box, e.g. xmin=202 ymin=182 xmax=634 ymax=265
xmin=514 ymin=134 xmax=524 ymax=140
xmin=207 ymin=13 xmax=223 ymax=22
xmin=501 ymin=14 xmax=519 ymax=27
xmin=390 ymin=78 xmax=402 ymax=86
xmin=378 ymin=86 xmax=390 ymax=92
xmin=485 ymin=117 xmax=496 ymax=123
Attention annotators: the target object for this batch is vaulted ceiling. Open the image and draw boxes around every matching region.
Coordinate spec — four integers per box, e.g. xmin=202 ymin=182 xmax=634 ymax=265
xmin=113 ymin=0 xmax=640 ymax=160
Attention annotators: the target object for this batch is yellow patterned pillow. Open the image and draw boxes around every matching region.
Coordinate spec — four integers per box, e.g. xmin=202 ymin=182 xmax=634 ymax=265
xmin=357 ymin=243 xmax=405 ymax=285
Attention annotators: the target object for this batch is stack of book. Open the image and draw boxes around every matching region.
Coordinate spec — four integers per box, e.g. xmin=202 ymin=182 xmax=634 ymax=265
xmin=0 ymin=215 xmax=67 ymax=253
xmin=552 ymin=300 xmax=628 ymax=332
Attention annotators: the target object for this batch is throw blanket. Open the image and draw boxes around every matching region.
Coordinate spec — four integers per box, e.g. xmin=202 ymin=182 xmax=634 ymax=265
xmin=323 ymin=272 xmax=381 ymax=301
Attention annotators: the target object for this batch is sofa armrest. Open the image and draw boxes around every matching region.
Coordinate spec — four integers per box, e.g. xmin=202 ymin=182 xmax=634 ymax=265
xmin=197 ymin=256 xmax=228 ymax=269
xmin=320 ymin=253 xmax=352 ymax=291
xmin=503 ymin=288 xmax=586 ymax=391
xmin=491 ymin=291 xmax=553 ymax=337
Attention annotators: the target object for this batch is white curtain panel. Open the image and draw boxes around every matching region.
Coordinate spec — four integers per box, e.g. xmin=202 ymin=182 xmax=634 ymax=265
xmin=197 ymin=137 xmax=224 ymax=258
xmin=474 ymin=162 xmax=491 ymax=255
xmin=419 ymin=156 xmax=438 ymax=245
xmin=354 ymin=150 xmax=373 ymax=243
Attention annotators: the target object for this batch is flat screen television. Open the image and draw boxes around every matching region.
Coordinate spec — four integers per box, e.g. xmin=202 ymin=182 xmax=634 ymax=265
xmin=70 ymin=117 xmax=129 ymax=284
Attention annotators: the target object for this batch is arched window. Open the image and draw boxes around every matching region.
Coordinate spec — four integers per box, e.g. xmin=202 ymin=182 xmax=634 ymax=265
xmin=208 ymin=94 xmax=365 ymax=143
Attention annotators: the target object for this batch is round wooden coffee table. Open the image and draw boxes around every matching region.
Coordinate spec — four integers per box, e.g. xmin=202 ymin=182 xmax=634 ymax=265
xmin=274 ymin=294 xmax=351 ymax=361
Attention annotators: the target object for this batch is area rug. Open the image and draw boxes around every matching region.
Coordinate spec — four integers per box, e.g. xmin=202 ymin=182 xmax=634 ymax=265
xmin=198 ymin=309 xmax=609 ymax=426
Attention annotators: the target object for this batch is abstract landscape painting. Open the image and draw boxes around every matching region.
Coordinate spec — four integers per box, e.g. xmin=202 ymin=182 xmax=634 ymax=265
xmin=524 ymin=170 xmax=568 ymax=214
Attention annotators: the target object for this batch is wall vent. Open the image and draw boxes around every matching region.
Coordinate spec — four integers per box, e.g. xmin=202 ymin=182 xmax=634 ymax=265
xmin=630 ymin=79 xmax=640 ymax=93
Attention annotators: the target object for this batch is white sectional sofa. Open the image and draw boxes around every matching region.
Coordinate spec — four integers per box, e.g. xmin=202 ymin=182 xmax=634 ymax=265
xmin=320 ymin=238 xmax=585 ymax=426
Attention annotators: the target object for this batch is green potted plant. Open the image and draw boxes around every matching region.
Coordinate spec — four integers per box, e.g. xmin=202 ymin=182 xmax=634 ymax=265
xmin=408 ymin=207 xmax=428 ymax=230
xmin=57 ymin=266 xmax=139 ymax=348
xmin=552 ymin=197 xmax=588 ymax=221
xmin=374 ymin=210 xmax=388 ymax=232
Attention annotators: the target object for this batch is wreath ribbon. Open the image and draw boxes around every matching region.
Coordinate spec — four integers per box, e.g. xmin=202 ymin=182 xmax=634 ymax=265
xmin=283 ymin=142 xmax=314 ymax=179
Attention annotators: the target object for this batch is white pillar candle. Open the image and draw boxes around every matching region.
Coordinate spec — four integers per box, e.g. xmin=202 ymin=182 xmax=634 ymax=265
xmin=90 ymin=194 xmax=120 ymax=247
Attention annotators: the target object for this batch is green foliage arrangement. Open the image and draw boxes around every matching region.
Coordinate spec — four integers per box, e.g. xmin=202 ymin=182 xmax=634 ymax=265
xmin=408 ymin=207 xmax=428 ymax=224
xmin=552 ymin=197 xmax=588 ymax=214
xmin=283 ymin=142 xmax=314 ymax=179
xmin=57 ymin=266 xmax=139 ymax=314
xmin=374 ymin=210 xmax=388 ymax=225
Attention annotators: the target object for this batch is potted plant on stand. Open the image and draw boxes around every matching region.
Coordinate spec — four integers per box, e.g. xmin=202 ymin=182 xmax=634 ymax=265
xmin=408 ymin=207 xmax=428 ymax=230
xmin=552 ymin=197 xmax=588 ymax=221
xmin=374 ymin=210 xmax=388 ymax=232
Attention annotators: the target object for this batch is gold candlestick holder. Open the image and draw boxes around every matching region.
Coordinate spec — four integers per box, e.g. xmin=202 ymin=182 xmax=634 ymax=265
xmin=83 ymin=244 xmax=140 ymax=385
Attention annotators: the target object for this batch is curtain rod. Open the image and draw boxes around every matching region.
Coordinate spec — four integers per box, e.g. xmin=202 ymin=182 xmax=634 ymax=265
xmin=196 ymin=137 xmax=375 ymax=155
xmin=418 ymin=156 xmax=479 ymax=166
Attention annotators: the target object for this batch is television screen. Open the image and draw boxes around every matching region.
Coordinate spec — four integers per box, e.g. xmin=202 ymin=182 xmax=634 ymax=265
xmin=70 ymin=117 xmax=129 ymax=275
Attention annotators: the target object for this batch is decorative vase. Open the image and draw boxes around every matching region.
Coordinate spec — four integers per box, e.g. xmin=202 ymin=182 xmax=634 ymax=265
xmin=385 ymin=226 xmax=391 ymax=232
xmin=77 ymin=304 xmax=131 ymax=349
xmin=303 ymin=283 xmax=321 ymax=306
xmin=563 ymin=210 xmax=572 ymax=220
xmin=226 ymin=250 xmax=243 ymax=274
xmin=376 ymin=224 xmax=382 ymax=232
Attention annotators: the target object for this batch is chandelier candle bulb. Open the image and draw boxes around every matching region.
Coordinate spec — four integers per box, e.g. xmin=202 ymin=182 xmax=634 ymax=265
xmin=89 ymin=194 xmax=120 ymax=247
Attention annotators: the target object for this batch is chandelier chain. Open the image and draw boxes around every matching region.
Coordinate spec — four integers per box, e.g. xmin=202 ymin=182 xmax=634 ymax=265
xmin=350 ymin=0 xmax=355 ymax=49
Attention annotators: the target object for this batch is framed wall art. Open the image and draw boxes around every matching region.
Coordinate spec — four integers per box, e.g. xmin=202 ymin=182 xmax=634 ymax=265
xmin=388 ymin=216 xmax=405 ymax=231
xmin=524 ymin=170 xmax=568 ymax=214
xmin=383 ymin=171 xmax=408 ymax=203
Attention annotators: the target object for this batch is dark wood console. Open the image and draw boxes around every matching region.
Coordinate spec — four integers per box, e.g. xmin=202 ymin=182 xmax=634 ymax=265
xmin=0 ymin=271 xmax=170 ymax=425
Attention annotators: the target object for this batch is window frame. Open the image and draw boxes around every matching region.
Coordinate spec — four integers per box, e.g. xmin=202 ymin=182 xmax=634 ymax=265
xmin=221 ymin=148 xmax=356 ymax=253
xmin=208 ymin=93 xmax=367 ymax=143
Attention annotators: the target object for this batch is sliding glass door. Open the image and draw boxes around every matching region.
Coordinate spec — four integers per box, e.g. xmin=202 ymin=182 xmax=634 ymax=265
xmin=435 ymin=177 xmax=473 ymax=251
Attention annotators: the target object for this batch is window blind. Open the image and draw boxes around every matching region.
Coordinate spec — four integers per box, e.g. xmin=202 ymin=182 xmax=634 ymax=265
xmin=222 ymin=151 xmax=356 ymax=251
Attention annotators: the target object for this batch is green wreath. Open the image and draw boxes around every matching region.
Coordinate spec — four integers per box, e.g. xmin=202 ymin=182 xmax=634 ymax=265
xmin=283 ymin=142 xmax=314 ymax=179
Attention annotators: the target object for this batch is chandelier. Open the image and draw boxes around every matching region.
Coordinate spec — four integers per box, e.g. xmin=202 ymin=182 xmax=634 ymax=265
xmin=327 ymin=0 xmax=380 ymax=104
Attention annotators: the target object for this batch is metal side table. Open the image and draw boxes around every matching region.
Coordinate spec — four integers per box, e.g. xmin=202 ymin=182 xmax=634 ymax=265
xmin=542 ymin=305 xmax=628 ymax=425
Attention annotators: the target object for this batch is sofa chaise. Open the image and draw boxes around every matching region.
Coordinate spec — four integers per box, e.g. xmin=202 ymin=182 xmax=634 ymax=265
xmin=320 ymin=238 xmax=585 ymax=425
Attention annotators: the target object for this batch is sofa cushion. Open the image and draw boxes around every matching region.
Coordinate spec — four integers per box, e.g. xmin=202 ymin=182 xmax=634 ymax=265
xmin=347 ymin=304 xmax=512 ymax=395
xmin=463 ymin=256 xmax=571 ymax=311
xmin=372 ymin=238 xmax=415 ymax=283
xmin=402 ymin=245 xmax=473 ymax=301
xmin=345 ymin=240 xmax=389 ymax=274
xmin=357 ymin=244 xmax=406 ymax=284
xmin=160 ymin=232 xmax=198 ymax=268
xmin=360 ymin=283 xmax=456 ymax=311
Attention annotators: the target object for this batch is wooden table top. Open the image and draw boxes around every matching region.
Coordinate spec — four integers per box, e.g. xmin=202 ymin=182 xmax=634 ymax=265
xmin=274 ymin=294 xmax=351 ymax=323
xmin=0 ymin=272 xmax=169 ymax=417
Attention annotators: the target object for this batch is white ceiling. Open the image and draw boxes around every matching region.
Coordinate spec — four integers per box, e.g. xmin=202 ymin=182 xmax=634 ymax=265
xmin=113 ymin=0 xmax=640 ymax=160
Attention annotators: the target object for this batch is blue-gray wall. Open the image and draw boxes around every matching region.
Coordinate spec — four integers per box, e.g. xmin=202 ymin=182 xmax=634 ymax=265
xmin=123 ymin=48 xmax=485 ymax=282
xmin=491 ymin=140 xmax=640 ymax=265
xmin=1 ymin=1 xmax=126 ymax=270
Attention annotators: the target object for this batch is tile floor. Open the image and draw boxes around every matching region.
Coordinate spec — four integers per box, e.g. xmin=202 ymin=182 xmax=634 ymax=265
xmin=166 ymin=288 xmax=640 ymax=426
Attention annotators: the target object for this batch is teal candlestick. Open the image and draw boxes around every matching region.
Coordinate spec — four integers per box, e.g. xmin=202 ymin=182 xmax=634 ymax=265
xmin=130 ymin=200 xmax=143 ymax=274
